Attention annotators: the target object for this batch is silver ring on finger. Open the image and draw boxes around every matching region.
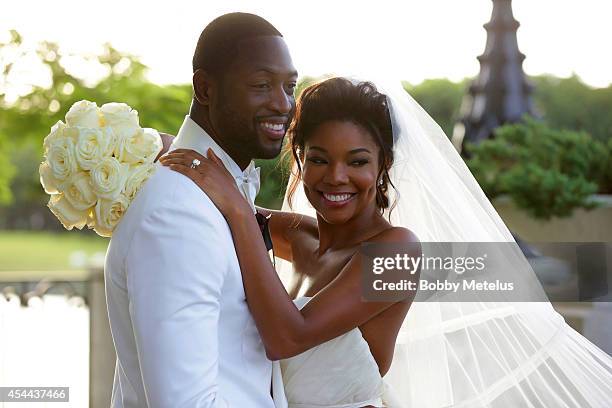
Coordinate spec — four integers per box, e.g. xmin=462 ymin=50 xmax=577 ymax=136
xmin=190 ymin=158 xmax=201 ymax=169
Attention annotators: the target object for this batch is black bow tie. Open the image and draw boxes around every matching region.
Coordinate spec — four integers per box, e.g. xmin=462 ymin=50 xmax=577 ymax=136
xmin=255 ymin=211 xmax=274 ymax=252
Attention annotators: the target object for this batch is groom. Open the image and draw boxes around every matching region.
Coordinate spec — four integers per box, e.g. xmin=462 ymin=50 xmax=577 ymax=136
xmin=105 ymin=12 xmax=297 ymax=407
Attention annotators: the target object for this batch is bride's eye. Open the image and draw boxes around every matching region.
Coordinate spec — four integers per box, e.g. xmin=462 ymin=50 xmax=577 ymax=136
xmin=306 ymin=157 xmax=327 ymax=165
xmin=350 ymin=159 xmax=369 ymax=166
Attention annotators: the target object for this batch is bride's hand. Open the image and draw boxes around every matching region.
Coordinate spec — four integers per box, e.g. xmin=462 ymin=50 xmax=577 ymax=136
xmin=159 ymin=148 xmax=251 ymax=219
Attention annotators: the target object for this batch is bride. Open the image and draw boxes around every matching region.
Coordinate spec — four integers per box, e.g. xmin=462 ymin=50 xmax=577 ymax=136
xmin=160 ymin=77 xmax=612 ymax=407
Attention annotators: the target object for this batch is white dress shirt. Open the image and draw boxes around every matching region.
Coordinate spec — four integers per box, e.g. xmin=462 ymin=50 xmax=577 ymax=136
xmin=105 ymin=116 xmax=286 ymax=408
xmin=170 ymin=116 xmax=261 ymax=212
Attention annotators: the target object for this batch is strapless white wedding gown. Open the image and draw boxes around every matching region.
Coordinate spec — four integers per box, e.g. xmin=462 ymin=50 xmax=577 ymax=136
xmin=280 ymin=297 xmax=403 ymax=408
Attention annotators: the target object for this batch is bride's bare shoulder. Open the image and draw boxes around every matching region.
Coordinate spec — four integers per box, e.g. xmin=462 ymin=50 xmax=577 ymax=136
xmin=369 ymin=226 xmax=420 ymax=246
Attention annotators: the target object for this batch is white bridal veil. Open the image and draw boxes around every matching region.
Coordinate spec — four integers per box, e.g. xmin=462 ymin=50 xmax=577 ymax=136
xmin=277 ymin=76 xmax=612 ymax=407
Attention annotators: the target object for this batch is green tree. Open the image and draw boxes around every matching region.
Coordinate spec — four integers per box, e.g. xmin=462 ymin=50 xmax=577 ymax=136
xmin=402 ymin=74 xmax=612 ymax=143
xmin=403 ymin=78 xmax=469 ymax=137
xmin=0 ymin=139 xmax=15 ymax=205
xmin=0 ymin=32 xmax=318 ymax=224
xmin=466 ymin=118 xmax=612 ymax=219
xmin=0 ymin=31 xmax=191 ymax=228
xmin=3 ymin=29 xmax=612 ymax=227
xmin=531 ymin=74 xmax=612 ymax=142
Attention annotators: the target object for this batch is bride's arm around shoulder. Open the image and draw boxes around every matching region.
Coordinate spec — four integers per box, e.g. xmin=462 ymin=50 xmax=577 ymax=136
xmin=274 ymin=227 xmax=422 ymax=352
xmin=255 ymin=206 xmax=317 ymax=262
xmin=240 ymin=222 xmax=421 ymax=361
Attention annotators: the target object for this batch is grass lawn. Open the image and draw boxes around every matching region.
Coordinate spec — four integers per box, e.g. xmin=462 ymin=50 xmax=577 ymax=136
xmin=0 ymin=230 xmax=109 ymax=280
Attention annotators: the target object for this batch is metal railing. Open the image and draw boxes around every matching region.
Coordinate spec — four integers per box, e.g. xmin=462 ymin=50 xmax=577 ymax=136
xmin=0 ymin=268 xmax=114 ymax=408
xmin=1 ymin=267 xmax=609 ymax=408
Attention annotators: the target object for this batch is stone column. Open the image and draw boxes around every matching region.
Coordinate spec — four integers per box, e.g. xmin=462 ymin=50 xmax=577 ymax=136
xmin=88 ymin=267 xmax=115 ymax=408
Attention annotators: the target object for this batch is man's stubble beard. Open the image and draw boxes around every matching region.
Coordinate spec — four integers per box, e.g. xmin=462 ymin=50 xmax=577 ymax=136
xmin=215 ymin=100 xmax=284 ymax=161
xmin=213 ymin=102 xmax=255 ymax=158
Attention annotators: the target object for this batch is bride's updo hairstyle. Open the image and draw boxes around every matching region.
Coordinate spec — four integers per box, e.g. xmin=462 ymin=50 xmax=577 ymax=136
xmin=286 ymin=77 xmax=396 ymax=213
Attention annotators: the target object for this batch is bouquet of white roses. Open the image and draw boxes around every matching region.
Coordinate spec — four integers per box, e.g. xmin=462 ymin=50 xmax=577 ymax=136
xmin=39 ymin=100 xmax=162 ymax=237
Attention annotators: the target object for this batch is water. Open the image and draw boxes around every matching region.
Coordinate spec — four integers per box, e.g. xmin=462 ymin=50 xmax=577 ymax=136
xmin=0 ymin=294 xmax=89 ymax=407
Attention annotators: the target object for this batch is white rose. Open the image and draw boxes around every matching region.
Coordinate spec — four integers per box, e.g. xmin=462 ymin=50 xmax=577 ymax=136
xmin=65 ymin=100 xmax=102 ymax=128
xmin=86 ymin=208 xmax=96 ymax=229
xmin=43 ymin=121 xmax=67 ymax=154
xmin=100 ymin=103 xmax=140 ymax=139
xmin=39 ymin=161 xmax=61 ymax=194
xmin=93 ymin=194 xmax=130 ymax=237
xmin=90 ymin=157 xmax=129 ymax=200
xmin=115 ymin=128 xmax=162 ymax=164
xmin=123 ymin=162 xmax=156 ymax=201
xmin=59 ymin=171 xmax=97 ymax=211
xmin=142 ymin=128 xmax=163 ymax=162
xmin=75 ymin=126 xmax=115 ymax=170
xmin=46 ymin=136 xmax=78 ymax=181
xmin=47 ymin=194 xmax=88 ymax=230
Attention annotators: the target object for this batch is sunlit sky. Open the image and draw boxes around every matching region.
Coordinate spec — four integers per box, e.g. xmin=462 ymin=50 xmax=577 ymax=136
xmin=2 ymin=0 xmax=611 ymax=89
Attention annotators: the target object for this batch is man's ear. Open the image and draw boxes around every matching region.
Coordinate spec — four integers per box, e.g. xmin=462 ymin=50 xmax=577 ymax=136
xmin=193 ymin=69 xmax=214 ymax=106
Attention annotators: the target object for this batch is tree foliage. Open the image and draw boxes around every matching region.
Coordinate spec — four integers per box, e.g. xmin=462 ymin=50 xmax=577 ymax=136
xmin=466 ymin=118 xmax=612 ymax=219
xmin=531 ymin=74 xmax=612 ymax=142
xmin=403 ymin=74 xmax=612 ymax=143
xmin=0 ymin=30 xmax=191 ymax=227
xmin=0 ymin=31 xmax=307 ymax=226
xmin=1 ymin=30 xmax=612 ymax=228
xmin=403 ymin=78 xmax=468 ymax=137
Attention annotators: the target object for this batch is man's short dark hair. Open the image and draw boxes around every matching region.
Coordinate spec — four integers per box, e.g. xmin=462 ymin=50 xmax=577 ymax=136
xmin=192 ymin=12 xmax=283 ymax=76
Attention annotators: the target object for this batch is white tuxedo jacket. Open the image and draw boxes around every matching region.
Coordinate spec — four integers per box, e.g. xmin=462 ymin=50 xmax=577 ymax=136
xmin=105 ymin=116 xmax=285 ymax=407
